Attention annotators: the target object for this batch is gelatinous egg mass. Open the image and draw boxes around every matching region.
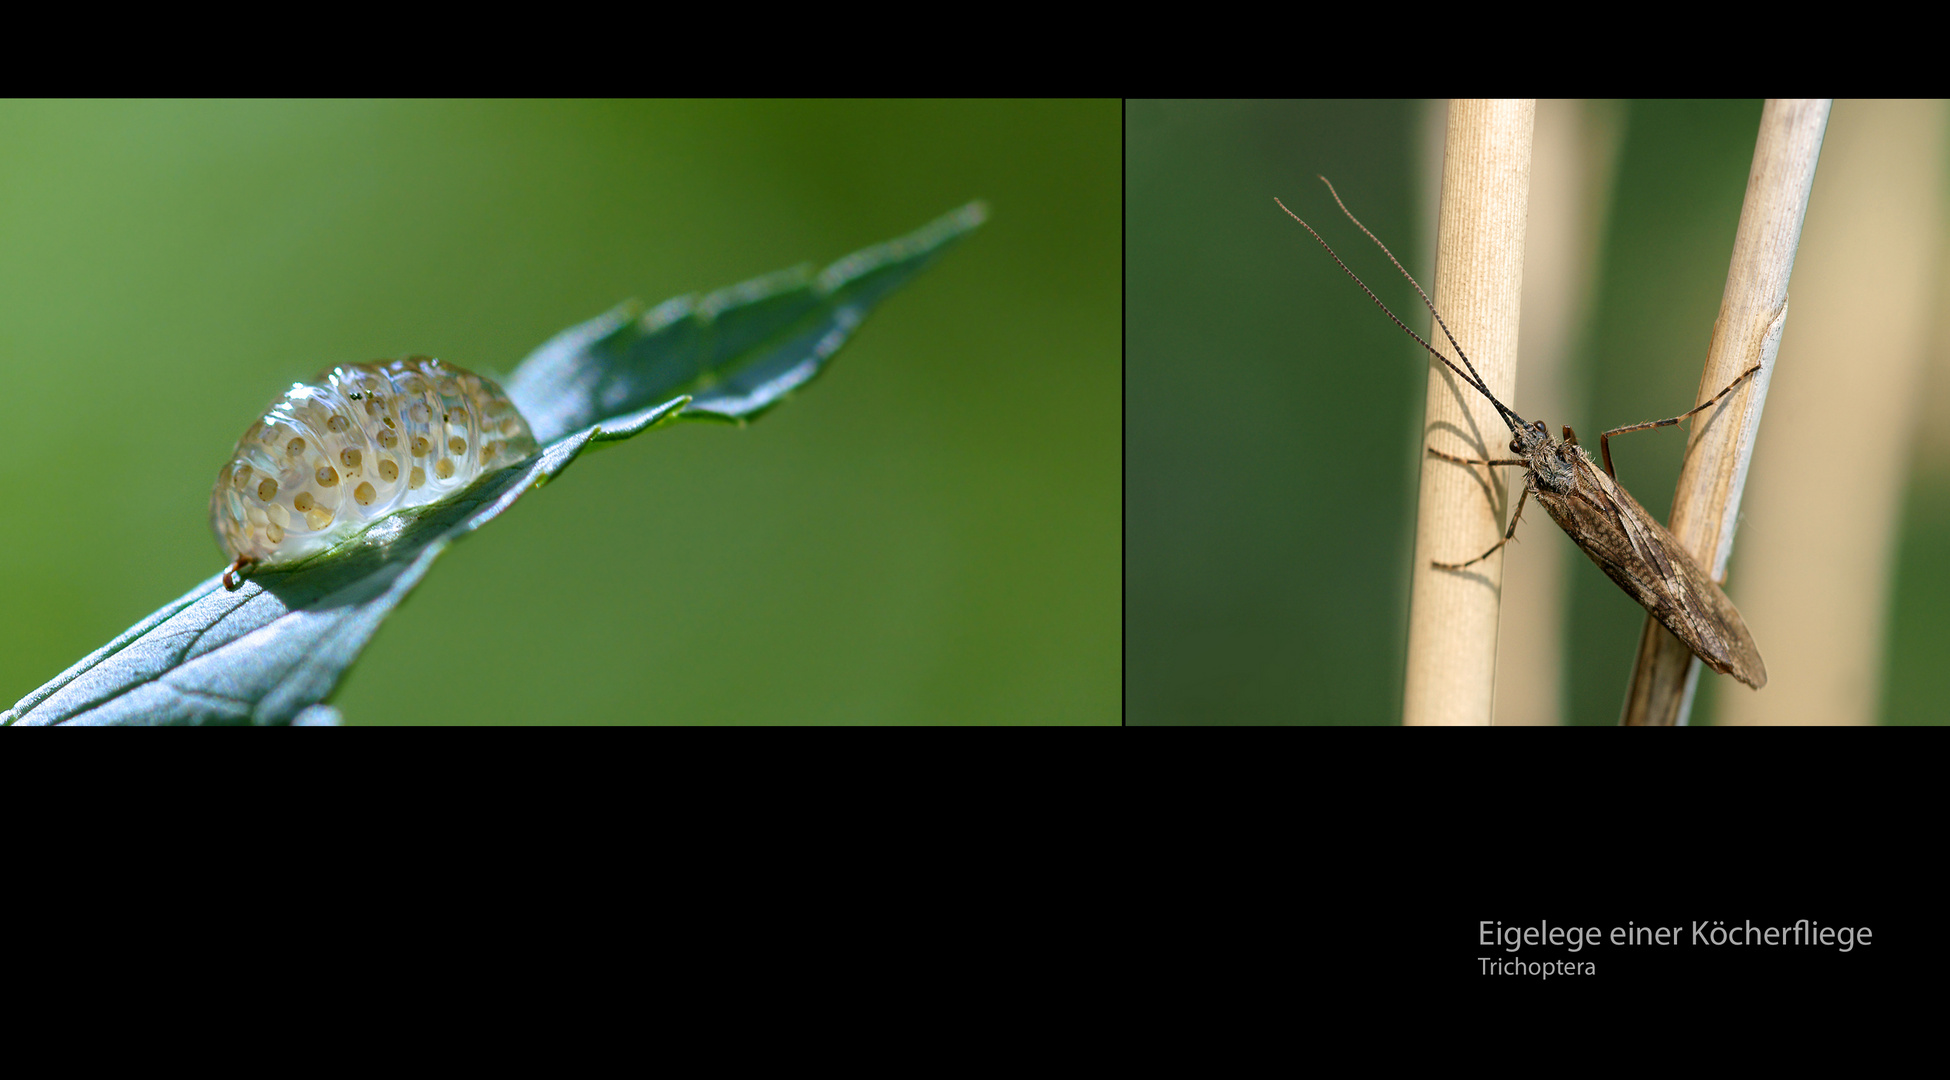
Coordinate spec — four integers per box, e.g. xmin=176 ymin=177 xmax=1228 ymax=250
xmin=211 ymin=357 xmax=539 ymax=567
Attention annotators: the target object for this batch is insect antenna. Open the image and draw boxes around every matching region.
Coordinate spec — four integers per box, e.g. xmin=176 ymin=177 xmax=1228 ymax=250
xmin=1277 ymin=179 xmax=1527 ymax=437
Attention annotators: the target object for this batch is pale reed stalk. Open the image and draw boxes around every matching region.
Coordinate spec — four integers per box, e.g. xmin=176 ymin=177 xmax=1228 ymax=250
xmin=1620 ymin=98 xmax=1830 ymax=726
xmin=1491 ymin=99 xmax=1624 ymax=726
xmin=1717 ymin=100 xmax=1946 ymax=726
xmin=1402 ymin=99 xmax=1536 ymax=726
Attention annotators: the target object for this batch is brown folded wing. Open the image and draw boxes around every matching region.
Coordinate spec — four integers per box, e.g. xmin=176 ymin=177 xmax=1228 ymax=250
xmin=1530 ymin=450 xmax=1767 ymax=689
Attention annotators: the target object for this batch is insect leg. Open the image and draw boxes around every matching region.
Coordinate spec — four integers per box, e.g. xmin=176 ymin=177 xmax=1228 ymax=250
xmin=1598 ymin=362 xmax=1763 ymax=479
xmin=1432 ymin=486 xmax=1531 ymax=571
xmin=1426 ymin=446 xmax=1525 ymax=468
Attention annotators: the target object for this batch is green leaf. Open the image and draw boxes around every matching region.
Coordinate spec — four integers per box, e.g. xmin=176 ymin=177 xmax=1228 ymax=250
xmin=509 ymin=199 xmax=989 ymax=438
xmin=4 ymin=202 xmax=987 ymax=726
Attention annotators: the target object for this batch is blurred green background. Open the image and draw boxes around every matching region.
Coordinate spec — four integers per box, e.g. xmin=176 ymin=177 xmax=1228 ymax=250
xmin=1128 ymin=99 xmax=1950 ymax=724
xmin=0 ymin=100 xmax=1119 ymax=725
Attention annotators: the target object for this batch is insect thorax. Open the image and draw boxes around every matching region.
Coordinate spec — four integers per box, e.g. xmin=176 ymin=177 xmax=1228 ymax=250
xmin=1528 ymin=439 xmax=1581 ymax=495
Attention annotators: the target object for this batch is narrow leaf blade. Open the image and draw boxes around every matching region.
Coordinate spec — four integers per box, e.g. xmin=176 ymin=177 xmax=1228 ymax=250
xmin=6 ymin=201 xmax=983 ymax=727
xmin=507 ymin=200 xmax=988 ymax=439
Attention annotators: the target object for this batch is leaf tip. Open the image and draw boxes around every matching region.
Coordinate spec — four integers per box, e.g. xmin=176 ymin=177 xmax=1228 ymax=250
xmin=292 ymin=704 xmax=343 ymax=726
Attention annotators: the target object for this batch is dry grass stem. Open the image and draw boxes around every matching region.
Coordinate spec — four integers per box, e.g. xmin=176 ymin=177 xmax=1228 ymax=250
xmin=1402 ymin=99 xmax=1536 ymax=726
xmin=1491 ymin=99 xmax=1624 ymax=726
xmin=1717 ymin=100 xmax=1947 ymax=726
xmin=1620 ymin=98 xmax=1830 ymax=726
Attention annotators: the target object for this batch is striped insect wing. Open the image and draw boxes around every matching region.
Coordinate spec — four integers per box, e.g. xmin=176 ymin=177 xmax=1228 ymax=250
xmin=211 ymin=357 xmax=539 ymax=567
xmin=1531 ymin=445 xmax=1768 ymax=689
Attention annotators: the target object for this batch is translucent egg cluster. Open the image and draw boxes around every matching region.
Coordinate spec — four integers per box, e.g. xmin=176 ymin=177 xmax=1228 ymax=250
xmin=211 ymin=357 xmax=539 ymax=567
